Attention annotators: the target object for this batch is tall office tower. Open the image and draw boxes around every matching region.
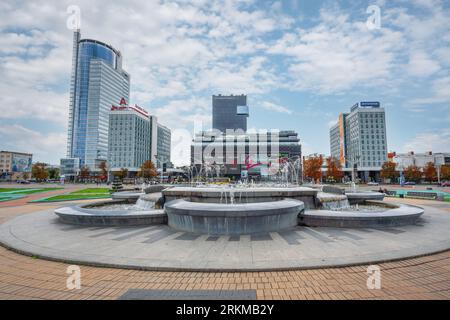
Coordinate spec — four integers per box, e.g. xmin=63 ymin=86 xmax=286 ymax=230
xmin=108 ymin=99 xmax=153 ymax=173
xmin=156 ymin=124 xmax=171 ymax=168
xmin=212 ymin=94 xmax=248 ymax=132
xmin=329 ymin=102 xmax=388 ymax=182
xmin=65 ymin=30 xmax=130 ymax=171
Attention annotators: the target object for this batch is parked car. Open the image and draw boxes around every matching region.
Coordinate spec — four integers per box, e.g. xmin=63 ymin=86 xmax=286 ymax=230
xmin=16 ymin=180 xmax=31 ymax=184
xmin=367 ymin=182 xmax=379 ymax=186
xmin=441 ymin=181 xmax=450 ymax=187
xmin=404 ymin=181 xmax=416 ymax=185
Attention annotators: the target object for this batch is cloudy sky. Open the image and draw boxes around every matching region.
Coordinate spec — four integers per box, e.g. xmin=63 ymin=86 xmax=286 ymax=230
xmin=0 ymin=0 xmax=449 ymax=166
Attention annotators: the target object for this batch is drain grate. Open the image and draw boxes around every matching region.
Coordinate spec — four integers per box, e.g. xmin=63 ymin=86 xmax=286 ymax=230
xmin=118 ymin=289 xmax=257 ymax=300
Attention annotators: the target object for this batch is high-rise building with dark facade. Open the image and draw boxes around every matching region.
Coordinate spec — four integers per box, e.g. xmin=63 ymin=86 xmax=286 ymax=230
xmin=64 ymin=30 xmax=130 ymax=171
xmin=212 ymin=94 xmax=248 ymax=132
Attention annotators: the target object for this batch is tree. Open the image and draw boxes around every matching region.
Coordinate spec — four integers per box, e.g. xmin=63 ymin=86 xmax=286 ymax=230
xmin=404 ymin=165 xmax=422 ymax=183
xmin=380 ymin=161 xmax=399 ymax=182
xmin=47 ymin=167 xmax=60 ymax=180
xmin=79 ymin=166 xmax=90 ymax=182
xmin=32 ymin=163 xmax=48 ymax=182
xmin=423 ymin=162 xmax=437 ymax=183
xmin=22 ymin=172 xmax=30 ymax=180
xmin=98 ymin=161 xmax=108 ymax=181
xmin=441 ymin=166 xmax=450 ymax=180
xmin=325 ymin=157 xmax=343 ymax=183
xmin=138 ymin=160 xmax=158 ymax=180
xmin=113 ymin=168 xmax=128 ymax=181
xmin=303 ymin=155 xmax=323 ymax=183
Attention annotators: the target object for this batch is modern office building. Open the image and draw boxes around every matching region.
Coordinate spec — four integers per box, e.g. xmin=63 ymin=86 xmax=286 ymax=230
xmin=60 ymin=158 xmax=80 ymax=181
xmin=212 ymin=94 xmax=249 ymax=132
xmin=191 ymin=130 xmax=301 ymax=179
xmin=156 ymin=124 xmax=171 ymax=169
xmin=108 ymin=98 xmax=153 ymax=175
xmin=64 ymin=29 xmax=130 ymax=172
xmin=330 ymin=102 xmax=388 ymax=182
xmin=0 ymin=151 xmax=33 ymax=180
xmin=107 ymin=98 xmax=171 ymax=176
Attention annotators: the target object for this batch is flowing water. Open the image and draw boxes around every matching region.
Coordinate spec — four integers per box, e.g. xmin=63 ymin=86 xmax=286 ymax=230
xmin=94 ymin=199 xmax=155 ymax=211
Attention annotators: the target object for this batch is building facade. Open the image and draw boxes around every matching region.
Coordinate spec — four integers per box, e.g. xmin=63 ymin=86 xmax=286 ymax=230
xmin=60 ymin=158 xmax=80 ymax=180
xmin=157 ymin=124 xmax=171 ymax=169
xmin=330 ymin=102 xmax=388 ymax=182
xmin=65 ymin=30 xmax=130 ymax=172
xmin=392 ymin=151 xmax=450 ymax=169
xmin=108 ymin=99 xmax=153 ymax=174
xmin=107 ymin=99 xmax=171 ymax=176
xmin=191 ymin=130 xmax=302 ymax=179
xmin=212 ymin=94 xmax=248 ymax=132
xmin=0 ymin=151 xmax=33 ymax=180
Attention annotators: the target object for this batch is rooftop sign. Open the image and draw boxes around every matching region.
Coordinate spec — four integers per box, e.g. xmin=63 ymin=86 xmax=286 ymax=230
xmin=360 ymin=101 xmax=380 ymax=107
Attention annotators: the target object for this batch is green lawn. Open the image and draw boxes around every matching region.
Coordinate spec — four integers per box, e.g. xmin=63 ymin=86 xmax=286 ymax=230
xmin=70 ymin=188 xmax=110 ymax=195
xmin=0 ymin=194 xmax=25 ymax=202
xmin=0 ymin=187 xmax=63 ymax=195
xmin=30 ymin=187 xmax=112 ymax=202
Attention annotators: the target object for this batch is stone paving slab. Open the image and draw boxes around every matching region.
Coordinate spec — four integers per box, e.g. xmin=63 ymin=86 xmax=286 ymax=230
xmin=0 ymin=204 xmax=449 ymax=272
xmin=118 ymin=289 xmax=257 ymax=300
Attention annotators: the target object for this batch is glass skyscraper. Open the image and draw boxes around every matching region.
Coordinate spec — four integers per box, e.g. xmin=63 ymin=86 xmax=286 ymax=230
xmin=66 ymin=30 xmax=130 ymax=171
xmin=212 ymin=94 xmax=248 ymax=132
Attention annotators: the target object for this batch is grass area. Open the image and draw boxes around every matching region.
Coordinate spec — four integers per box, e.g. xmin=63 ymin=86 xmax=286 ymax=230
xmin=0 ymin=187 xmax=63 ymax=195
xmin=69 ymin=188 xmax=110 ymax=195
xmin=0 ymin=187 xmax=63 ymax=202
xmin=34 ymin=194 xmax=111 ymax=202
xmin=0 ymin=194 xmax=25 ymax=202
xmin=30 ymin=187 xmax=112 ymax=202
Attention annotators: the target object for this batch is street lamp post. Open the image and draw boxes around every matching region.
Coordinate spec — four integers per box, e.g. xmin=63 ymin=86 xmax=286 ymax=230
xmin=348 ymin=154 xmax=360 ymax=183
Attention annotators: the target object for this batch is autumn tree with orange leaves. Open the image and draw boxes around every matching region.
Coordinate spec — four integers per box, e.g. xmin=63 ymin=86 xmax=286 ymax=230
xmin=304 ymin=155 xmax=323 ymax=183
xmin=325 ymin=156 xmax=343 ymax=183
xmin=441 ymin=166 xmax=450 ymax=180
xmin=423 ymin=162 xmax=437 ymax=183
xmin=404 ymin=165 xmax=422 ymax=183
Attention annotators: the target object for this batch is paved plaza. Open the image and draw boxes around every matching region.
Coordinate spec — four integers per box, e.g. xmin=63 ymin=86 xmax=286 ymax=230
xmin=1 ymin=204 xmax=449 ymax=271
xmin=0 ymin=189 xmax=449 ymax=299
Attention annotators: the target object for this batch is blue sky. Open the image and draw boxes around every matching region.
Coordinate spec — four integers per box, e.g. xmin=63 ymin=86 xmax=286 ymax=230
xmin=0 ymin=0 xmax=449 ymax=166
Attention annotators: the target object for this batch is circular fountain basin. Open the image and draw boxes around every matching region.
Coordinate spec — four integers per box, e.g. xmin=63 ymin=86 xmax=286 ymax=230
xmin=111 ymin=192 xmax=144 ymax=203
xmin=345 ymin=191 xmax=385 ymax=204
xmin=299 ymin=201 xmax=424 ymax=228
xmin=165 ymin=199 xmax=305 ymax=235
xmin=163 ymin=186 xmax=318 ymax=208
xmin=316 ymin=192 xmax=349 ymax=210
xmin=55 ymin=200 xmax=166 ymax=227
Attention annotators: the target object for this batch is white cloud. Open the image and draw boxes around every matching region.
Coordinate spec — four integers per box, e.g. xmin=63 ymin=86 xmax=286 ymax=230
xmin=0 ymin=124 xmax=66 ymax=163
xmin=410 ymin=76 xmax=450 ymax=104
xmin=268 ymin=7 xmax=405 ymax=94
xmin=407 ymin=51 xmax=440 ymax=77
xmin=327 ymin=120 xmax=338 ymax=128
xmin=260 ymin=101 xmax=292 ymax=114
xmin=402 ymin=129 xmax=450 ymax=153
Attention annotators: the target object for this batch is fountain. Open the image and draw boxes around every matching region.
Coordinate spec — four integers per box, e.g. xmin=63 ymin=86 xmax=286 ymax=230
xmin=54 ymin=160 xmax=423 ymax=233
xmin=344 ymin=183 xmax=385 ymax=204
